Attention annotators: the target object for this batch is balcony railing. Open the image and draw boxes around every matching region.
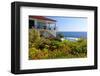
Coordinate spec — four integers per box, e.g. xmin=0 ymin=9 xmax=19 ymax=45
xmin=36 ymin=26 xmax=56 ymax=30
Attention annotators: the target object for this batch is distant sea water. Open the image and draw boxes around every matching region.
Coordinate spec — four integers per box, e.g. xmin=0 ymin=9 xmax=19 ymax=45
xmin=57 ymin=32 xmax=87 ymax=41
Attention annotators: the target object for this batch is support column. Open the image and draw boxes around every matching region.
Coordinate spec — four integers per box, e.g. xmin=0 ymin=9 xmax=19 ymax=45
xmin=34 ymin=19 xmax=37 ymax=28
xmin=49 ymin=23 xmax=50 ymax=30
xmin=55 ymin=23 xmax=56 ymax=30
xmin=46 ymin=22 xmax=48 ymax=30
xmin=55 ymin=22 xmax=56 ymax=37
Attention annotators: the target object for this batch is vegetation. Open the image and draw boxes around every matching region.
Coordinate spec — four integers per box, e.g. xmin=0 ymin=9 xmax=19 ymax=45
xmin=57 ymin=33 xmax=64 ymax=38
xmin=29 ymin=29 xmax=87 ymax=60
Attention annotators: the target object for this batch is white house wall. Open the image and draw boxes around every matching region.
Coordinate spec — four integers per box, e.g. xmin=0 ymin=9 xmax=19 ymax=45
xmin=29 ymin=18 xmax=57 ymax=37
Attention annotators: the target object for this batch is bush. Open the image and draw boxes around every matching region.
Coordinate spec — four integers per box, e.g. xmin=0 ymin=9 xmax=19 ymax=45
xmin=29 ymin=29 xmax=87 ymax=59
xmin=57 ymin=33 xmax=64 ymax=38
xmin=29 ymin=47 xmax=39 ymax=59
xmin=29 ymin=47 xmax=49 ymax=59
xmin=76 ymin=39 xmax=87 ymax=53
xmin=67 ymin=39 xmax=87 ymax=56
xmin=29 ymin=29 xmax=40 ymax=48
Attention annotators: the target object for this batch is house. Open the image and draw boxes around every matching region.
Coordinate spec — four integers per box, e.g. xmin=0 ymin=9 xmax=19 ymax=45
xmin=29 ymin=16 xmax=57 ymax=37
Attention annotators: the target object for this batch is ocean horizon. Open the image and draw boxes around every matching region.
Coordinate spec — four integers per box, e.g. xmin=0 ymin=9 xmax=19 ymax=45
xmin=57 ymin=32 xmax=87 ymax=39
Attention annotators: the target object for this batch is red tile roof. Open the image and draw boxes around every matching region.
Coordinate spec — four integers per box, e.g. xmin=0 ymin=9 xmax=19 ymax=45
xmin=29 ymin=16 xmax=56 ymax=22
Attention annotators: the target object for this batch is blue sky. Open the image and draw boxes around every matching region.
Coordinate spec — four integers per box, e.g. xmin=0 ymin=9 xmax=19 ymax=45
xmin=47 ymin=16 xmax=87 ymax=32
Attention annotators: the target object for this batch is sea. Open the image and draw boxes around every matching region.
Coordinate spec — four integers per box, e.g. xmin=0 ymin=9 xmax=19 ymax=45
xmin=57 ymin=32 xmax=87 ymax=41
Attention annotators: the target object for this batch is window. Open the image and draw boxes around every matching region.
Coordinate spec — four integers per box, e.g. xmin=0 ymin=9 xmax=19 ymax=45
xmin=29 ymin=20 xmax=35 ymax=28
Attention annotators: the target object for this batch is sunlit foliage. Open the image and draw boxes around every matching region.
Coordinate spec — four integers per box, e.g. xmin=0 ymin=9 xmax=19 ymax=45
xmin=29 ymin=29 xmax=87 ymax=60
